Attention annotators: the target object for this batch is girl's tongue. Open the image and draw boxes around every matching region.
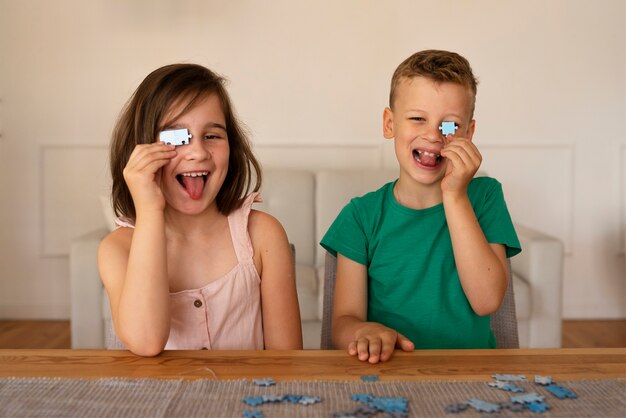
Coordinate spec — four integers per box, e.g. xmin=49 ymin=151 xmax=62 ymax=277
xmin=180 ymin=174 xmax=206 ymax=200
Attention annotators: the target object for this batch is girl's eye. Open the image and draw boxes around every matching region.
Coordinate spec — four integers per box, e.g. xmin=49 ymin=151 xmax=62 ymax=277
xmin=203 ymin=134 xmax=221 ymax=140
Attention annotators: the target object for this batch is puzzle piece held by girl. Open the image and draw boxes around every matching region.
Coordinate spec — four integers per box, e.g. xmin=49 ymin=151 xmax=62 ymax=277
xmin=159 ymin=128 xmax=192 ymax=146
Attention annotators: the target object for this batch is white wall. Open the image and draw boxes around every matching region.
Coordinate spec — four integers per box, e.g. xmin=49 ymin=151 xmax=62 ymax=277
xmin=0 ymin=0 xmax=624 ymax=319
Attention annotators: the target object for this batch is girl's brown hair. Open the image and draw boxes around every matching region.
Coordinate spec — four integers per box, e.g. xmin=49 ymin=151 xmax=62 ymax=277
xmin=110 ymin=64 xmax=261 ymax=219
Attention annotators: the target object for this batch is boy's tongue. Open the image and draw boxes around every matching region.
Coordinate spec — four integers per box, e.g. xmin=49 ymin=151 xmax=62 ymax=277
xmin=419 ymin=152 xmax=439 ymax=167
xmin=181 ymin=176 xmax=205 ymax=200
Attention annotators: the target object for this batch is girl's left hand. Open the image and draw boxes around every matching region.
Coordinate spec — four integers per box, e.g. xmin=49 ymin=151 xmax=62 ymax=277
xmin=440 ymin=135 xmax=482 ymax=196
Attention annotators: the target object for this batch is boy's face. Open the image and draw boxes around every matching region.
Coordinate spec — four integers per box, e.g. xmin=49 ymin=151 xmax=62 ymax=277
xmin=383 ymin=76 xmax=475 ymax=187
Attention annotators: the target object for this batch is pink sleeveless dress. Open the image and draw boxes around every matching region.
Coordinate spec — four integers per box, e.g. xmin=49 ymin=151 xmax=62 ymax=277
xmin=114 ymin=193 xmax=264 ymax=350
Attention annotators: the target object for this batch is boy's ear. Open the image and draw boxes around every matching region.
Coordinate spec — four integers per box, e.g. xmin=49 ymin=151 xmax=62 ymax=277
xmin=383 ymin=107 xmax=394 ymax=139
xmin=467 ymin=119 xmax=476 ymax=141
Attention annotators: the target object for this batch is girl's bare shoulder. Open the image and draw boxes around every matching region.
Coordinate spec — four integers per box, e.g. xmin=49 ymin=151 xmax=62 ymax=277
xmin=248 ymin=209 xmax=287 ymax=239
xmin=99 ymin=227 xmax=133 ymax=255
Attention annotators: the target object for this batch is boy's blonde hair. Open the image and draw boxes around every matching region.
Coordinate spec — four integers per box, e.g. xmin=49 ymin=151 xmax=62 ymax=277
xmin=389 ymin=50 xmax=478 ymax=114
xmin=110 ymin=63 xmax=261 ymax=219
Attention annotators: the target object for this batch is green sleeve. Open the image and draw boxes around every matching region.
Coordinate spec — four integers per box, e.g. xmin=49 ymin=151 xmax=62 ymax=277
xmin=473 ymin=178 xmax=522 ymax=258
xmin=320 ymin=200 xmax=369 ymax=266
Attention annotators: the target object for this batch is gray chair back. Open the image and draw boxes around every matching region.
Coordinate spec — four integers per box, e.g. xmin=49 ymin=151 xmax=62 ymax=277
xmin=105 ymin=318 xmax=126 ymax=349
xmin=320 ymin=252 xmax=519 ymax=349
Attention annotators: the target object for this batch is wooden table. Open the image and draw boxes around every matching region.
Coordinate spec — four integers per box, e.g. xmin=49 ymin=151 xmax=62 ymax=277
xmin=1 ymin=348 xmax=624 ymax=381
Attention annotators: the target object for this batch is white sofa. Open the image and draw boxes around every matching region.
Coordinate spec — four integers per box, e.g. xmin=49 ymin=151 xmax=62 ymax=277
xmin=70 ymin=169 xmax=564 ymax=349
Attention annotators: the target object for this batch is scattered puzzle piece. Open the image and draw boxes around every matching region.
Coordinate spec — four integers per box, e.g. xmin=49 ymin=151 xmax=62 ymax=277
xmin=488 ymin=380 xmax=525 ymax=392
xmin=352 ymin=393 xmax=408 ymax=414
xmin=511 ymin=392 xmax=545 ymax=404
xmin=527 ymin=401 xmax=551 ymax=413
xmin=444 ymin=402 xmax=469 ymax=413
xmin=351 ymin=393 xmax=373 ymax=403
xmin=333 ymin=405 xmax=379 ymax=417
xmin=261 ymin=395 xmax=284 ymax=403
xmin=253 ymin=378 xmax=276 ymax=387
xmin=467 ymin=398 xmax=501 ymax=413
xmin=360 ymin=374 xmax=379 ymax=382
xmin=298 ymin=395 xmax=322 ymax=405
xmin=500 ymin=401 xmax=526 ymax=412
xmin=545 ymin=384 xmax=577 ymax=399
xmin=243 ymin=393 xmax=321 ymax=407
xmin=493 ymin=374 xmax=527 ymax=382
xmin=242 ymin=396 xmax=264 ymax=406
xmin=534 ymin=375 xmax=554 ymax=386
xmin=369 ymin=397 xmax=408 ymax=413
xmin=242 ymin=410 xmax=263 ymax=418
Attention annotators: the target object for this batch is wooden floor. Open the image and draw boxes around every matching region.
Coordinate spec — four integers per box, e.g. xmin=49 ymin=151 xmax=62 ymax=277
xmin=0 ymin=320 xmax=624 ymax=349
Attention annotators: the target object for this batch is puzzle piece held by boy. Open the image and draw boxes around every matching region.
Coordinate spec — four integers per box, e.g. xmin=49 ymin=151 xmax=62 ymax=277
xmin=438 ymin=121 xmax=458 ymax=136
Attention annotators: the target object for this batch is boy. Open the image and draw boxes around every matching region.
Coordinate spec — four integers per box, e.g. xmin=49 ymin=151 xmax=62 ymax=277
xmin=320 ymin=50 xmax=521 ymax=363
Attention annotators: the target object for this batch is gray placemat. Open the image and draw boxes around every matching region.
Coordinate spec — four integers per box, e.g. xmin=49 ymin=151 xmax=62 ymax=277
xmin=0 ymin=377 xmax=624 ymax=417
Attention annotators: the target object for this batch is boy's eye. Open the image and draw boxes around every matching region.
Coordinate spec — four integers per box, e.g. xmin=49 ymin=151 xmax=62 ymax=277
xmin=409 ymin=117 xmax=426 ymax=122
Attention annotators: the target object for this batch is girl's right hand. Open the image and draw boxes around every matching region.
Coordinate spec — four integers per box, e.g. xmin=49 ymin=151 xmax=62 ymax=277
xmin=348 ymin=322 xmax=414 ymax=364
xmin=122 ymin=143 xmax=176 ymax=213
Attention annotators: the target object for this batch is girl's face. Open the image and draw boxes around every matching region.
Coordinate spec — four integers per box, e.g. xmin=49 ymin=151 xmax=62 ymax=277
xmin=158 ymin=93 xmax=230 ymax=215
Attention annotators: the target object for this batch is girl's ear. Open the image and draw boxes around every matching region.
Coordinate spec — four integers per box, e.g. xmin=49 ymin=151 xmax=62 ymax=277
xmin=383 ymin=107 xmax=394 ymax=139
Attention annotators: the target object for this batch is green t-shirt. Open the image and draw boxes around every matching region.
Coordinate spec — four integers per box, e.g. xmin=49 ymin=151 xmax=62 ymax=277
xmin=320 ymin=177 xmax=522 ymax=349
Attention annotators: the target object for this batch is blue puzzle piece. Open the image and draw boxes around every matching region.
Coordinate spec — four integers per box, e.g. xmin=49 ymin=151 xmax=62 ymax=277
xmin=243 ymin=410 xmax=263 ymax=418
xmin=360 ymin=374 xmax=379 ymax=382
xmin=369 ymin=397 xmax=408 ymax=413
xmin=261 ymin=395 xmax=284 ymax=403
xmin=242 ymin=396 xmax=265 ymax=406
xmin=253 ymin=378 xmax=276 ymax=387
xmin=333 ymin=405 xmax=378 ymax=417
xmin=493 ymin=374 xmax=527 ymax=382
xmin=534 ymin=375 xmax=553 ymax=386
xmin=159 ymin=128 xmax=191 ymax=146
xmin=467 ymin=398 xmax=501 ymax=413
xmin=283 ymin=394 xmax=302 ymax=404
xmin=545 ymin=384 xmax=577 ymax=399
xmin=445 ymin=403 xmax=469 ymax=413
xmin=511 ymin=392 xmax=545 ymax=404
xmin=438 ymin=121 xmax=458 ymax=136
xmin=352 ymin=393 xmax=408 ymax=414
xmin=488 ymin=381 xmax=525 ymax=392
xmin=527 ymin=401 xmax=551 ymax=413
xmin=351 ymin=393 xmax=373 ymax=403
xmin=298 ymin=395 xmax=321 ymax=405
xmin=500 ymin=401 xmax=526 ymax=412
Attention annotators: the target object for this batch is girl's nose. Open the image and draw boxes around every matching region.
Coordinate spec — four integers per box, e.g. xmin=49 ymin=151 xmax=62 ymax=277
xmin=182 ymin=136 xmax=209 ymax=160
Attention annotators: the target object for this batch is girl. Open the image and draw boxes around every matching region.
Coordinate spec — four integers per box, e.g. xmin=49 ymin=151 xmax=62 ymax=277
xmin=98 ymin=64 xmax=303 ymax=356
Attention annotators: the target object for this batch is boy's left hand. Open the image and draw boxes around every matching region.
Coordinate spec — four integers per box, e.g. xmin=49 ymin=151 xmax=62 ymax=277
xmin=440 ymin=135 xmax=482 ymax=195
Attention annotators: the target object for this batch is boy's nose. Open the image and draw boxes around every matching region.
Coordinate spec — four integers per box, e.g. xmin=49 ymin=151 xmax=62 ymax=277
xmin=422 ymin=124 xmax=444 ymax=144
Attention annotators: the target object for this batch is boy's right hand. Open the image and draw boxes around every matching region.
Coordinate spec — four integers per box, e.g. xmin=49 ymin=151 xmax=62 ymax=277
xmin=348 ymin=322 xmax=415 ymax=364
xmin=123 ymin=143 xmax=176 ymax=213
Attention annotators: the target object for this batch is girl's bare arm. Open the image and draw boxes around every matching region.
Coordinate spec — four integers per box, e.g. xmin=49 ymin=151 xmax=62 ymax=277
xmin=249 ymin=210 xmax=303 ymax=349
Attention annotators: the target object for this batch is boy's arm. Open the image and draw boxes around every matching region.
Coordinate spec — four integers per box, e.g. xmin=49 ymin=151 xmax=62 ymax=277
xmin=441 ymin=137 xmax=508 ymax=315
xmin=332 ymin=254 xmax=414 ymax=363
xmin=444 ymin=195 xmax=508 ymax=315
xmin=249 ymin=210 xmax=303 ymax=349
